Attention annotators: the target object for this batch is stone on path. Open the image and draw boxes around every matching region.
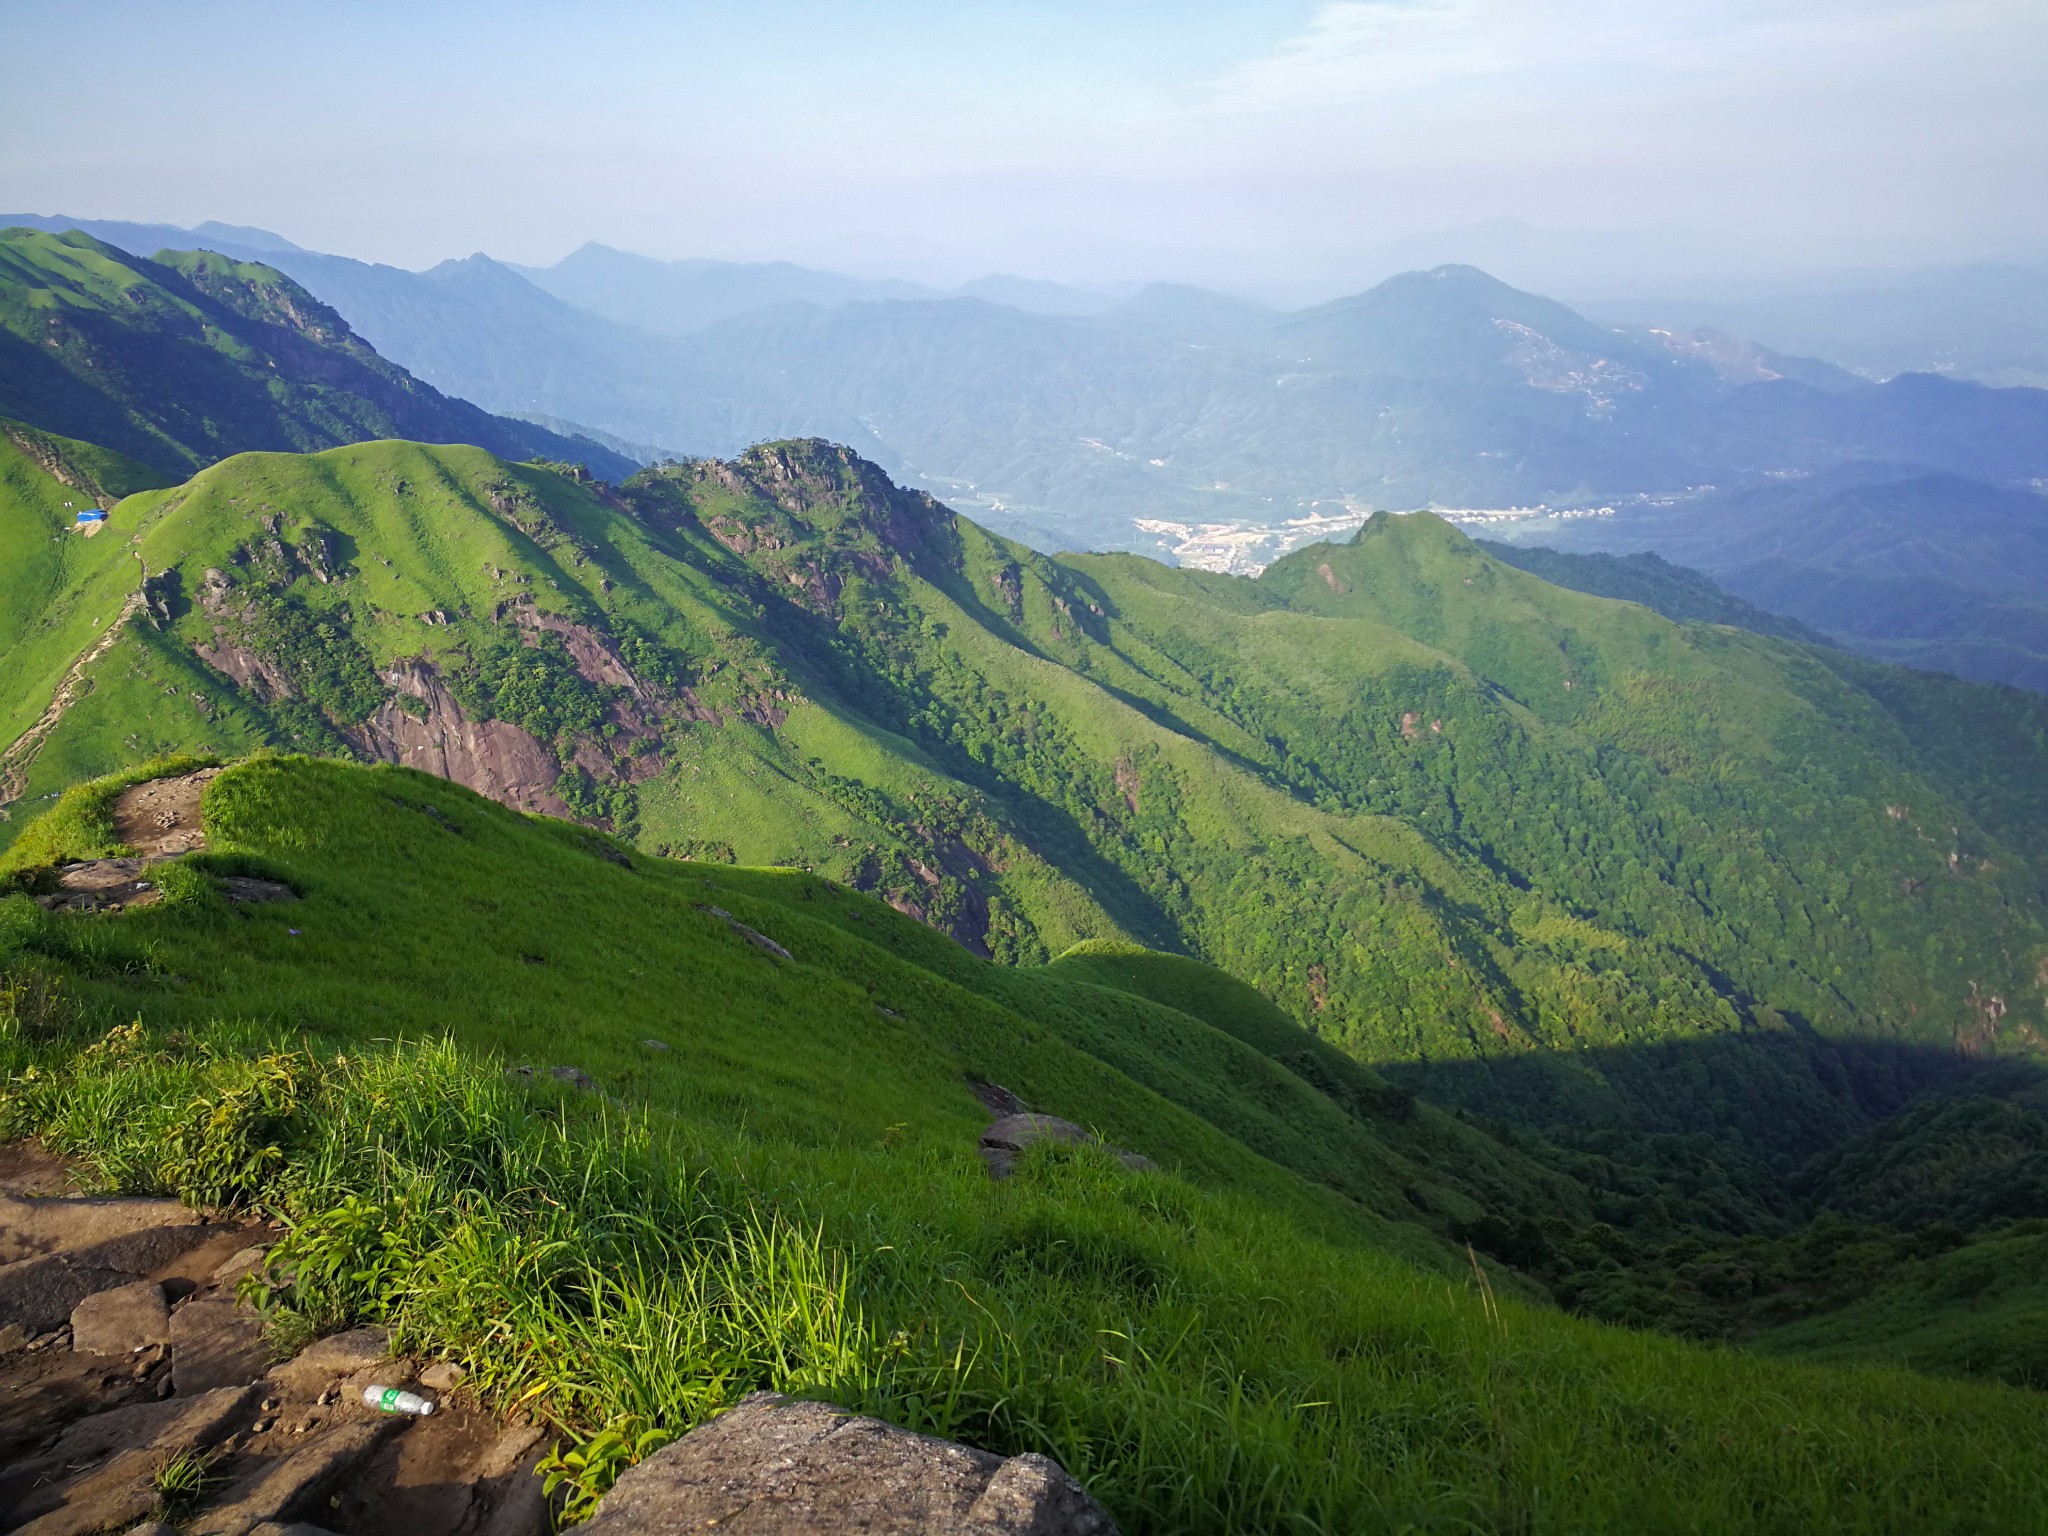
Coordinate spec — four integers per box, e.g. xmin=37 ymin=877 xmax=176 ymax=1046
xmin=579 ymin=1391 xmax=1118 ymax=1535
xmin=978 ymin=1114 xmax=1156 ymax=1180
xmin=70 ymin=1280 xmax=170 ymax=1356
xmin=170 ymin=1295 xmax=270 ymax=1397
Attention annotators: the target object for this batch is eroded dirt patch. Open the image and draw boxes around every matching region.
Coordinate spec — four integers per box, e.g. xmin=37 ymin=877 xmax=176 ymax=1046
xmin=111 ymin=768 xmax=221 ymax=859
xmin=36 ymin=769 xmax=294 ymax=915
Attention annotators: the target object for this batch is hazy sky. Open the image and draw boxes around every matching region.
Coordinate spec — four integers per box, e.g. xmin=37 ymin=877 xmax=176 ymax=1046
xmin=3 ymin=0 xmax=2043 ymax=296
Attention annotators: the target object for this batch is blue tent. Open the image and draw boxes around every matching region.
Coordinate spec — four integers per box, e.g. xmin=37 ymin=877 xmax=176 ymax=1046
xmin=75 ymin=510 xmax=107 ymax=525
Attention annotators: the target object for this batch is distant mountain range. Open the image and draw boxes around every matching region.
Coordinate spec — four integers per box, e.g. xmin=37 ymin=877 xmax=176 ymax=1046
xmin=12 ymin=214 xmax=2038 ymax=539
xmin=9 ymin=211 xmax=2047 ymax=691
xmin=506 ymin=242 xmax=1134 ymax=333
xmin=1585 ymin=263 xmax=2048 ymax=390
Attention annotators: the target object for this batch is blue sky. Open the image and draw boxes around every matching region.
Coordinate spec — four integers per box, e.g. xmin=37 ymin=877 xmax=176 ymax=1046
xmin=2 ymin=1 xmax=2043 ymax=295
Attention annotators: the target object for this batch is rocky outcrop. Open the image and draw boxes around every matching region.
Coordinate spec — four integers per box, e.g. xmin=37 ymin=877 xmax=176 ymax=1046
xmin=195 ymin=570 xmax=294 ymax=704
xmin=978 ymin=1116 xmax=1155 ymax=1180
xmin=580 ymin=1392 xmax=1117 ymax=1536
xmin=0 ymin=1146 xmax=551 ymax=1536
xmin=346 ymin=661 xmax=571 ymax=818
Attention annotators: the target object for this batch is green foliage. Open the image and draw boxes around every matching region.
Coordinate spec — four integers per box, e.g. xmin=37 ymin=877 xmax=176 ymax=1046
xmin=556 ymin=764 xmax=639 ymax=837
xmin=451 ymin=633 xmax=611 ymax=744
xmin=153 ymin=1447 xmax=227 ymax=1518
xmin=539 ymin=1419 xmax=677 ymax=1525
xmin=218 ymin=582 xmax=386 ymax=728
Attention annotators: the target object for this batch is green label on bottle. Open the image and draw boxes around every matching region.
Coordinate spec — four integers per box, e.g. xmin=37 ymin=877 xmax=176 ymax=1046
xmin=380 ymin=1388 xmax=400 ymax=1411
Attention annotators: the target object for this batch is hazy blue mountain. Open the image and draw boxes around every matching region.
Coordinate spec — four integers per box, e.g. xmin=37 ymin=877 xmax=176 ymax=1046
xmin=950 ymin=273 xmax=1131 ymax=315
xmin=1503 ymin=467 xmax=2048 ymax=691
xmin=509 ymin=242 xmax=939 ymax=334
xmin=1098 ymin=282 xmax=1277 ymax=341
xmin=1585 ymin=263 xmax=2048 ymax=389
xmin=0 ymin=211 xmax=303 ymax=257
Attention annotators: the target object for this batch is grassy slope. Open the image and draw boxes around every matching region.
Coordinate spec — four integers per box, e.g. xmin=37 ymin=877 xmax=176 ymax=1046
xmin=0 ymin=229 xmax=633 ymax=479
xmin=2 ymin=757 xmax=2045 ymax=1532
xmin=0 ymin=424 xmax=161 ymax=725
xmin=3 ymin=755 xmax=1528 ymax=1266
xmin=1475 ymin=539 xmax=1834 ymax=646
xmin=7 ymin=444 xmax=2046 ymax=1151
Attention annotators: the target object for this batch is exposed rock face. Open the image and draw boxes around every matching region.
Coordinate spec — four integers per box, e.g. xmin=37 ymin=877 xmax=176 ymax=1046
xmin=580 ymin=1392 xmax=1117 ymax=1536
xmin=195 ymin=570 xmax=294 ymax=703
xmin=978 ymin=1116 xmax=1156 ymax=1180
xmin=346 ymin=661 xmax=571 ymax=818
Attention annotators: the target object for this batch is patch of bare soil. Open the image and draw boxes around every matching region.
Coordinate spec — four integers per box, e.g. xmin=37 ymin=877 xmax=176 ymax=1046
xmin=35 ymin=770 xmax=295 ymax=916
xmin=111 ymin=769 xmax=221 ymax=860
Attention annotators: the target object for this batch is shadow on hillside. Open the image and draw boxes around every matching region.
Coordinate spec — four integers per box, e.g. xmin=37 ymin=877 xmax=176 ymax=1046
xmin=1376 ymin=1029 xmax=2048 ymax=1166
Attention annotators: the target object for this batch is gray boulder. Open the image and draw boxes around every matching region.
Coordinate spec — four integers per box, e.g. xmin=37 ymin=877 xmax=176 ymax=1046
xmin=70 ymin=1280 xmax=170 ymax=1356
xmin=580 ymin=1392 xmax=1117 ymax=1535
xmin=978 ymin=1115 xmax=1155 ymax=1180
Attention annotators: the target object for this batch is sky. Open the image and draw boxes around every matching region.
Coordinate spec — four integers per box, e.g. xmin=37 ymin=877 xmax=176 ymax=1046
xmin=2 ymin=0 xmax=2044 ymax=299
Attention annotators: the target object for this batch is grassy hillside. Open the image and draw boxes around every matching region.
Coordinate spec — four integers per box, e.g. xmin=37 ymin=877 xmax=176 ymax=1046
xmin=0 ymin=228 xmax=635 ymax=478
xmin=5 ymin=441 xmax=2044 ymax=1149
xmin=1476 ymin=539 xmax=1832 ymax=645
xmin=2 ymin=757 xmax=2046 ymax=1532
xmin=3 ymin=435 xmax=2046 ymax=1384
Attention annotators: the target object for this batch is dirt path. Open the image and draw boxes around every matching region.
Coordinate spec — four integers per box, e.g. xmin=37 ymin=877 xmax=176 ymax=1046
xmin=0 ymin=592 xmax=145 ymax=816
xmin=0 ymin=1142 xmax=552 ymax=1536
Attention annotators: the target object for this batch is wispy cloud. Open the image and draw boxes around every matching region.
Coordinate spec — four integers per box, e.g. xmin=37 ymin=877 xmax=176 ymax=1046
xmin=1210 ymin=0 xmax=2012 ymax=115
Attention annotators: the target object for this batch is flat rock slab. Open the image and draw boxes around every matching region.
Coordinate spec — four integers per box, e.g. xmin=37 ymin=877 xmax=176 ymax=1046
xmin=266 ymin=1326 xmax=389 ymax=1399
xmin=8 ymin=1384 xmax=258 ymax=1536
xmin=580 ymin=1391 xmax=1117 ymax=1535
xmin=190 ymin=1418 xmax=403 ymax=1536
xmin=171 ymin=1295 xmax=271 ymax=1396
xmin=70 ymin=1279 xmax=169 ymax=1356
xmin=978 ymin=1115 xmax=1155 ymax=1181
xmin=52 ymin=858 xmax=151 ymax=892
xmin=0 ymin=1193 xmax=204 ymax=1266
xmin=220 ymin=877 xmax=296 ymax=904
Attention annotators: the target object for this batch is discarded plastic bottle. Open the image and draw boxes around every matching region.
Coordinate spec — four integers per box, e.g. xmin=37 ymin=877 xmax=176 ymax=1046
xmin=363 ymin=1384 xmax=434 ymax=1416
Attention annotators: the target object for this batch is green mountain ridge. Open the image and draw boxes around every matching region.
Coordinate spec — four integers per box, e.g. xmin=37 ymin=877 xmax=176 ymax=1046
xmin=5 ymin=432 xmax=2044 ymax=1143
xmin=0 ymin=227 xmax=638 ymax=480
